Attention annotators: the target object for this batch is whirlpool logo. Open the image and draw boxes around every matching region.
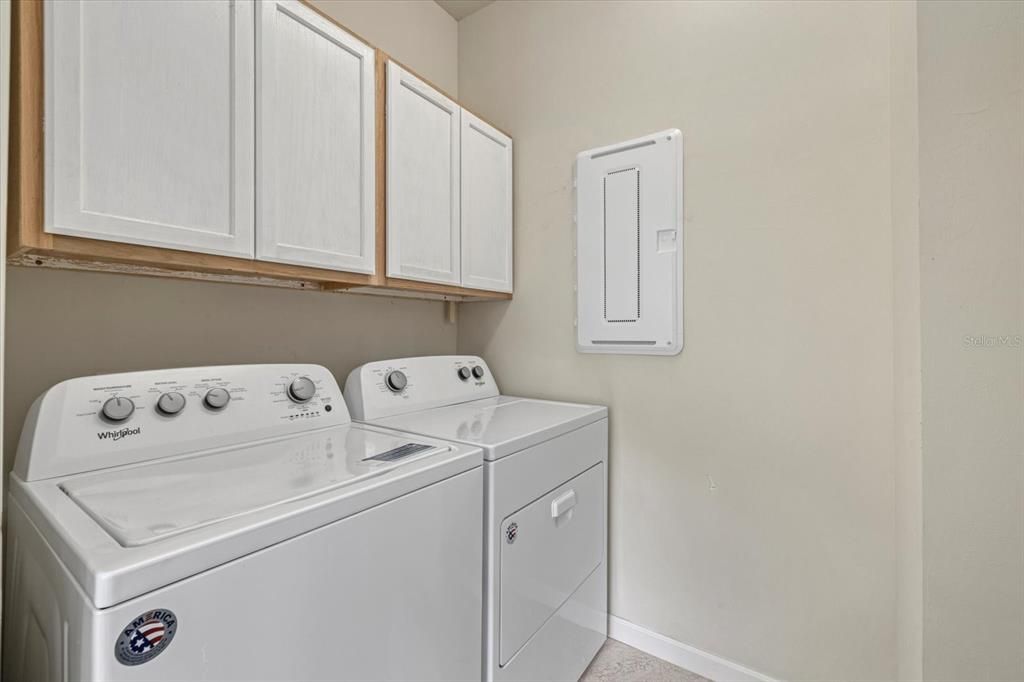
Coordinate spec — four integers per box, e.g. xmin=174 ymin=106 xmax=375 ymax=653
xmin=97 ymin=426 xmax=142 ymax=442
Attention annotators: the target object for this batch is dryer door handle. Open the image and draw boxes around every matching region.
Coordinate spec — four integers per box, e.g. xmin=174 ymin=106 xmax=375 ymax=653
xmin=551 ymin=490 xmax=577 ymax=519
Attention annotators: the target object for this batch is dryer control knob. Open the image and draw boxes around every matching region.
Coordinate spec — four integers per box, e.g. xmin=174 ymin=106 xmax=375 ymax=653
xmin=101 ymin=396 xmax=135 ymax=422
xmin=472 ymin=365 xmax=485 ymax=379
xmin=156 ymin=391 xmax=186 ymax=416
xmin=287 ymin=376 xmax=317 ymax=403
xmin=457 ymin=367 xmax=471 ymax=381
xmin=385 ymin=370 xmax=408 ymax=393
xmin=204 ymin=387 xmax=231 ymax=410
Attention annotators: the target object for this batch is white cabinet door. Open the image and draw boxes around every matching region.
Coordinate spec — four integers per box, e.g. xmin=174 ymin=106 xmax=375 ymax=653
xmin=460 ymin=110 xmax=513 ymax=292
xmin=45 ymin=0 xmax=255 ymax=258
xmin=386 ymin=61 xmax=461 ymax=285
xmin=256 ymin=0 xmax=375 ymax=273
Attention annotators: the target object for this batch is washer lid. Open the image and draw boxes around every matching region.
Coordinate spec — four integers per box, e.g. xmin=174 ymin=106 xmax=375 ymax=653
xmin=13 ymin=424 xmax=482 ymax=609
xmin=62 ymin=426 xmax=445 ymax=547
xmin=370 ymin=396 xmax=607 ymax=460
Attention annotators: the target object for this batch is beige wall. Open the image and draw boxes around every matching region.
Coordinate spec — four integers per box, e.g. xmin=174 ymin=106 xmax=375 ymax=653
xmin=891 ymin=2 xmax=923 ymax=679
xmin=918 ymin=2 xmax=1024 ymax=680
xmin=457 ymin=2 xmax=899 ymax=680
xmin=312 ymin=0 xmax=458 ymax=96
xmin=2 ymin=0 xmax=460 ymax=468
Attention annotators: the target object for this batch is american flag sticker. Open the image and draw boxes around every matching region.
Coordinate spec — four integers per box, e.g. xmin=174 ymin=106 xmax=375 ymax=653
xmin=115 ymin=609 xmax=178 ymax=666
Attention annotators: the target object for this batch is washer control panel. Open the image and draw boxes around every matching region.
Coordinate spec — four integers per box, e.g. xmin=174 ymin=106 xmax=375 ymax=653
xmin=14 ymin=364 xmax=348 ymax=482
xmin=344 ymin=356 xmax=499 ymax=421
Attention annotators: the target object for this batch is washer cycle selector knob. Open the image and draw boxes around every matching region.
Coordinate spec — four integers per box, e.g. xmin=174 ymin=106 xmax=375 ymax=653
xmin=287 ymin=376 xmax=317 ymax=403
xmin=101 ymin=396 xmax=135 ymax=422
xmin=385 ymin=370 xmax=407 ymax=393
xmin=204 ymin=387 xmax=231 ymax=410
xmin=472 ymin=365 xmax=485 ymax=379
xmin=156 ymin=392 xmax=186 ymax=416
xmin=457 ymin=367 xmax=471 ymax=381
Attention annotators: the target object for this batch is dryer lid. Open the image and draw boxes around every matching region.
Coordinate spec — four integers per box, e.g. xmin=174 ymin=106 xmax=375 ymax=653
xmin=369 ymin=396 xmax=607 ymax=461
xmin=62 ymin=426 xmax=445 ymax=547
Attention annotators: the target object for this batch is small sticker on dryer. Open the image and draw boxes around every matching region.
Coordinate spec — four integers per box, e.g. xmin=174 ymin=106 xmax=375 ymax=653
xmin=114 ymin=609 xmax=178 ymax=666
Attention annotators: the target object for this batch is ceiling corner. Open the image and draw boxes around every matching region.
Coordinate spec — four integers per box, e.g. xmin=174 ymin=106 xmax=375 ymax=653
xmin=435 ymin=0 xmax=494 ymax=22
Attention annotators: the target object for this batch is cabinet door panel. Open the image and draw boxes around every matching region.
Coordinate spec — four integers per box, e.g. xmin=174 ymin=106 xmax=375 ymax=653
xmin=256 ymin=0 xmax=375 ymax=273
xmin=45 ymin=0 xmax=254 ymax=257
xmin=386 ymin=62 xmax=460 ymax=285
xmin=461 ymin=111 xmax=513 ymax=292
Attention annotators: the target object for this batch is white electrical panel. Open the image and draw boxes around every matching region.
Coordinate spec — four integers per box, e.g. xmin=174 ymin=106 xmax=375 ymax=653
xmin=575 ymin=129 xmax=684 ymax=355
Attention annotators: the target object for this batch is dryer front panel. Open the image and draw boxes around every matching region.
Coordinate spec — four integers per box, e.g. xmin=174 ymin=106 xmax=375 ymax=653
xmin=499 ymin=462 xmax=605 ymax=666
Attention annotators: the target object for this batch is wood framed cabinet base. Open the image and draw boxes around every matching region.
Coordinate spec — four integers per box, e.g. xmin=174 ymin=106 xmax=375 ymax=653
xmin=324 ymin=278 xmax=512 ymax=301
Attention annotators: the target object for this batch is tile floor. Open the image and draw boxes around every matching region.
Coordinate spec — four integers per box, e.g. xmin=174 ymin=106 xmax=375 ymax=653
xmin=580 ymin=639 xmax=711 ymax=682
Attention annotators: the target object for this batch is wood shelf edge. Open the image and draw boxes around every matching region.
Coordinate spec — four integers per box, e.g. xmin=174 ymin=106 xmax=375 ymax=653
xmin=8 ymin=251 xmax=330 ymax=291
xmin=8 ymin=248 xmax=512 ymax=302
xmin=324 ymin=276 xmax=512 ymax=301
xmin=9 ymin=238 xmax=374 ymax=287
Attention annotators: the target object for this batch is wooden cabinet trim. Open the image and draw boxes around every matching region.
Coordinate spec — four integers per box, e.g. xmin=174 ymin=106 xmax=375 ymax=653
xmin=325 ymin=277 xmax=512 ymax=301
xmin=9 ymin=0 xmax=47 ymax=257
xmin=374 ymin=48 xmax=387 ymax=285
xmin=22 ymin=236 xmax=375 ymax=285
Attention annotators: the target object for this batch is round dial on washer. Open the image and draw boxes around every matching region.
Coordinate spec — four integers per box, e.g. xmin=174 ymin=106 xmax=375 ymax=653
xmin=156 ymin=391 xmax=186 ymax=416
xmin=101 ymin=396 xmax=135 ymax=422
xmin=457 ymin=367 xmax=471 ymax=381
xmin=204 ymin=387 xmax=231 ymax=410
xmin=472 ymin=365 xmax=485 ymax=379
xmin=287 ymin=376 xmax=317 ymax=403
xmin=385 ymin=370 xmax=408 ymax=393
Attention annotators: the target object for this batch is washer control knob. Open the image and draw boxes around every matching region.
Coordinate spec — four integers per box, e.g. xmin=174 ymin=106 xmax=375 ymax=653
xmin=385 ymin=370 xmax=408 ymax=393
xmin=101 ymin=396 xmax=135 ymax=422
xmin=156 ymin=392 xmax=186 ymax=416
xmin=287 ymin=376 xmax=317 ymax=403
xmin=204 ymin=387 xmax=231 ymax=410
xmin=472 ymin=365 xmax=485 ymax=379
xmin=457 ymin=367 xmax=472 ymax=381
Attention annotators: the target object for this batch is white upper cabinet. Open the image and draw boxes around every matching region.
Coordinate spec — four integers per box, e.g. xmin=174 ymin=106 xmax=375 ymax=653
xmin=386 ymin=61 xmax=461 ymax=285
xmin=460 ymin=110 xmax=513 ymax=293
xmin=45 ymin=0 xmax=255 ymax=258
xmin=39 ymin=1 xmax=511 ymax=294
xmin=256 ymin=0 xmax=375 ymax=273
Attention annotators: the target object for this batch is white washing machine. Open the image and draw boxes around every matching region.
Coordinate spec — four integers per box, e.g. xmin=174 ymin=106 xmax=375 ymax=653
xmin=4 ymin=364 xmax=484 ymax=682
xmin=344 ymin=356 xmax=608 ymax=682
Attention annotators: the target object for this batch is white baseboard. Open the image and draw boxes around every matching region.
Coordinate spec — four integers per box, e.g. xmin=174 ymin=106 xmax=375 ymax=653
xmin=608 ymin=615 xmax=779 ymax=682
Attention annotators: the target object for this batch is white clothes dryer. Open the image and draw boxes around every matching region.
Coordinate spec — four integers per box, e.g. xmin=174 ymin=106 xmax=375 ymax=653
xmin=345 ymin=356 xmax=608 ymax=682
